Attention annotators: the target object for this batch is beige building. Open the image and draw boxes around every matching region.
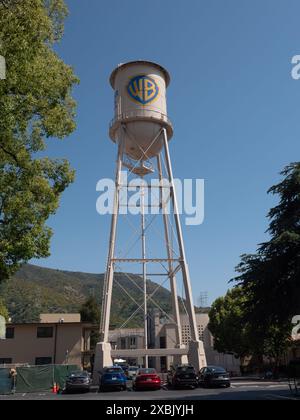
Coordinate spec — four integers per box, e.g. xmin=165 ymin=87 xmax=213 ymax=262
xmin=108 ymin=328 xmax=145 ymax=367
xmin=104 ymin=311 xmax=240 ymax=374
xmin=0 ymin=312 xmax=240 ymax=374
xmin=148 ymin=310 xmax=240 ymax=374
xmin=0 ymin=314 xmax=92 ymax=368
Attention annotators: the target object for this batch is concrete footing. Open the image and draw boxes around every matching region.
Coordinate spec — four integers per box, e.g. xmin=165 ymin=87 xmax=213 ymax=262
xmin=188 ymin=340 xmax=207 ymax=373
xmin=173 ymin=344 xmax=189 ymax=366
xmin=93 ymin=342 xmax=113 ymax=384
xmin=92 ymin=340 xmax=206 ymax=382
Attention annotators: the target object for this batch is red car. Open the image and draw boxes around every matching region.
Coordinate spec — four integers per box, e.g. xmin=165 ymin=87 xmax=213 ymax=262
xmin=133 ymin=368 xmax=161 ymax=391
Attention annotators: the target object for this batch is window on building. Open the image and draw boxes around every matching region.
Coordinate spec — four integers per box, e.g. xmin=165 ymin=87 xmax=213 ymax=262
xmin=110 ymin=341 xmax=117 ymax=350
xmin=120 ymin=338 xmax=126 ymax=350
xmin=35 ymin=357 xmax=52 ymax=366
xmin=130 ymin=337 xmax=137 ymax=349
xmin=181 ymin=325 xmax=191 ymax=345
xmin=5 ymin=327 xmax=15 ymax=339
xmin=198 ymin=326 xmax=204 ymax=341
xmin=160 ymin=336 xmax=167 ymax=349
xmin=37 ymin=327 xmax=53 ymax=339
xmin=0 ymin=358 xmax=12 ymax=365
xmin=160 ymin=357 xmax=167 ymax=372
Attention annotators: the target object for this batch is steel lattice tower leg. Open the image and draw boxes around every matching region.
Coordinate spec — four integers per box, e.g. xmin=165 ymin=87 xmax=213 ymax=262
xmin=161 ymin=128 xmax=206 ymax=370
xmin=157 ymin=153 xmax=183 ymax=349
xmin=93 ymin=135 xmax=124 ymax=381
xmin=94 ymin=127 xmax=206 ymax=381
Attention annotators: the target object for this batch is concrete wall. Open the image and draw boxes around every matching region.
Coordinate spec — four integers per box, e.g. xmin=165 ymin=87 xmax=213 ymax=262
xmin=0 ymin=323 xmax=83 ymax=367
xmin=151 ymin=311 xmax=241 ymax=374
xmin=109 ymin=328 xmax=145 ymax=366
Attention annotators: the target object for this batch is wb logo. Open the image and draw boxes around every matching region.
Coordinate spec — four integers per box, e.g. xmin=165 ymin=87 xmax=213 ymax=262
xmin=127 ymin=75 xmax=159 ymax=105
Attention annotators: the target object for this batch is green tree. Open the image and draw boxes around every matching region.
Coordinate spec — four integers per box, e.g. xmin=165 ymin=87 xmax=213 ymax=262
xmin=0 ymin=0 xmax=78 ymax=281
xmin=80 ymin=296 xmax=101 ymax=349
xmin=209 ymin=287 xmax=291 ymax=368
xmin=208 ymin=287 xmax=252 ymax=360
xmin=224 ymin=162 xmax=300 ymax=366
xmin=0 ymin=298 xmax=8 ymax=320
xmin=80 ymin=297 xmax=101 ymax=324
xmin=235 ymin=162 xmax=300 ymax=328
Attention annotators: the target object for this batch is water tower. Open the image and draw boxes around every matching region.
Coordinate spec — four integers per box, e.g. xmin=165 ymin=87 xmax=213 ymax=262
xmin=94 ymin=61 xmax=206 ymax=377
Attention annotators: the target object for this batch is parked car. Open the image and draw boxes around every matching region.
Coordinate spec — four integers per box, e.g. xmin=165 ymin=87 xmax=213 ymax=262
xmin=99 ymin=366 xmax=127 ymax=392
xmin=198 ymin=366 xmax=231 ymax=388
xmin=121 ymin=365 xmax=129 ymax=376
xmin=65 ymin=370 xmax=92 ymax=393
xmin=167 ymin=365 xmax=198 ymax=389
xmin=133 ymin=368 xmax=161 ymax=391
xmin=127 ymin=366 xmax=139 ymax=380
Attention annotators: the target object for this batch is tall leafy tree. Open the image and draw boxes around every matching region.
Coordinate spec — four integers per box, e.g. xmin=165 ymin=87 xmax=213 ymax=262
xmin=220 ymin=162 xmax=300 ymax=365
xmin=209 ymin=287 xmax=291 ymax=367
xmin=0 ymin=0 xmax=78 ymax=281
xmin=235 ymin=163 xmax=300 ymax=327
xmin=208 ymin=287 xmax=253 ymax=360
xmin=210 ymin=164 xmax=300 ymax=366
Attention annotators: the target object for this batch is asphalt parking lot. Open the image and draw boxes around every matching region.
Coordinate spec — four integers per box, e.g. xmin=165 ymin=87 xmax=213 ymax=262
xmin=0 ymin=381 xmax=296 ymax=401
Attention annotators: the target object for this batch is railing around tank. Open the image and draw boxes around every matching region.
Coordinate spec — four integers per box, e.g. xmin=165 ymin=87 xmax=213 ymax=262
xmin=110 ymin=109 xmax=173 ymax=130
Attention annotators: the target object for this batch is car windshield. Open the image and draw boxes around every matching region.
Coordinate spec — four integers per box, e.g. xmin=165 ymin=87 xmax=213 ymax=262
xmin=208 ymin=366 xmax=226 ymax=374
xmin=138 ymin=369 xmax=156 ymax=375
xmin=69 ymin=371 xmax=87 ymax=377
xmin=105 ymin=367 xmax=123 ymax=373
xmin=104 ymin=373 xmax=121 ymax=378
xmin=129 ymin=367 xmax=139 ymax=371
xmin=176 ymin=366 xmax=195 ymax=373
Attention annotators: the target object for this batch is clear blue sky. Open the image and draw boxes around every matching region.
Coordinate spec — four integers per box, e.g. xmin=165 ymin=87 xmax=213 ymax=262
xmin=32 ymin=0 xmax=300 ymax=304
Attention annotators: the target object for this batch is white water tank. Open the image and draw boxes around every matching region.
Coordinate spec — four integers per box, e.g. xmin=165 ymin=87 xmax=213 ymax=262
xmin=109 ymin=60 xmax=173 ymax=161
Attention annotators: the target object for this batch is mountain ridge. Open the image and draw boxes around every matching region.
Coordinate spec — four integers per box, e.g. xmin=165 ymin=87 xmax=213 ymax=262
xmin=0 ymin=264 xmax=173 ymax=326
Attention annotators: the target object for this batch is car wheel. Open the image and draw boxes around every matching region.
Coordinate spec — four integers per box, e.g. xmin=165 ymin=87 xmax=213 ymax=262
xmin=226 ymin=384 xmax=231 ymax=388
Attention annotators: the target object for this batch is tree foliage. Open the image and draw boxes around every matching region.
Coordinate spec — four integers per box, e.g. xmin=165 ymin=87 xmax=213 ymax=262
xmin=210 ymin=163 xmax=299 ymax=363
xmin=0 ymin=297 xmax=8 ymax=320
xmin=80 ymin=297 xmax=101 ymax=324
xmin=209 ymin=287 xmax=291 ymax=363
xmin=0 ymin=0 xmax=78 ymax=281
xmin=235 ymin=163 xmax=300 ymax=327
xmin=208 ymin=288 xmax=251 ymax=359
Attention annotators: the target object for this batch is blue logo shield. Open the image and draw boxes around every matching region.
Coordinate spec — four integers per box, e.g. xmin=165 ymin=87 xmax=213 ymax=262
xmin=127 ymin=75 xmax=159 ymax=105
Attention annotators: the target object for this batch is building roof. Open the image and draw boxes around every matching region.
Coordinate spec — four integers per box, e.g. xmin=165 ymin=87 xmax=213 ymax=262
xmin=6 ymin=322 xmax=94 ymax=327
xmin=40 ymin=313 xmax=81 ymax=323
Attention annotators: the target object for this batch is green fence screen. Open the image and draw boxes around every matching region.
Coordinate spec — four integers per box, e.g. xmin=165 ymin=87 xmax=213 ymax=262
xmin=0 ymin=369 xmax=12 ymax=395
xmin=16 ymin=366 xmax=53 ymax=393
xmin=15 ymin=365 xmax=79 ymax=394
xmin=54 ymin=365 xmax=79 ymax=390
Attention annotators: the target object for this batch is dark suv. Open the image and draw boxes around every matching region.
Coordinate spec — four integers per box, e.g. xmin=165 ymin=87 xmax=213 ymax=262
xmin=167 ymin=365 xmax=198 ymax=389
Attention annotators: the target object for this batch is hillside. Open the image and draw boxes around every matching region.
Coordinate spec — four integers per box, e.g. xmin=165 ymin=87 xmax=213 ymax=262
xmin=0 ymin=264 xmax=175 ymax=327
